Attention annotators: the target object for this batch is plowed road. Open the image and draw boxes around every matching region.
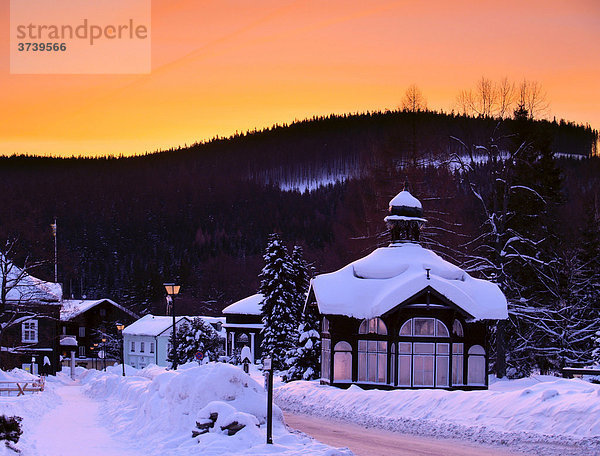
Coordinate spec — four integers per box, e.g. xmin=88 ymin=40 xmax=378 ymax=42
xmin=284 ymin=412 xmax=524 ymax=456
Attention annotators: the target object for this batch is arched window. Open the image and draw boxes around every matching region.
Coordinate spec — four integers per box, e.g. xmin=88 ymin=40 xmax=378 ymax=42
xmin=358 ymin=318 xmax=387 ymax=383
xmin=398 ymin=318 xmax=449 ymax=337
xmin=358 ymin=318 xmax=387 ymax=335
xmin=333 ymin=341 xmax=352 ymax=381
xmin=467 ymin=345 xmax=486 ymax=385
xmin=398 ymin=318 xmax=450 ymax=388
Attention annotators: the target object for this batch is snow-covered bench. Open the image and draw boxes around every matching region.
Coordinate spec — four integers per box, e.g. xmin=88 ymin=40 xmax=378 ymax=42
xmin=0 ymin=378 xmax=45 ymax=396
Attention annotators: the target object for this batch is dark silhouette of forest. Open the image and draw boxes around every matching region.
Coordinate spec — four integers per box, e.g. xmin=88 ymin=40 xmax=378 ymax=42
xmin=0 ymin=110 xmax=597 ymax=317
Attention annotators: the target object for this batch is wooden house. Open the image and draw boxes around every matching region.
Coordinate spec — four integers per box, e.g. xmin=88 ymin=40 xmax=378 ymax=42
xmin=306 ymin=188 xmax=508 ymax=390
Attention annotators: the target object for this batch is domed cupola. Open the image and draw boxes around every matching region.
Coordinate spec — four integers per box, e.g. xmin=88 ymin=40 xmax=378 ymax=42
xmin=384 ymin=183 xmax=426 ymax=244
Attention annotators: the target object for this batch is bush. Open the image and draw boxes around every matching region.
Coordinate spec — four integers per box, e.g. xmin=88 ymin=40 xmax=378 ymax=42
xmin=0 ymin=415 xmax=22 ymax=444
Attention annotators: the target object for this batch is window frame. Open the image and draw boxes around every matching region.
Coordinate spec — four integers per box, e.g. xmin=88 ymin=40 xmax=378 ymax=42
xmin=22 ymin=319 xmax=39 ymax=343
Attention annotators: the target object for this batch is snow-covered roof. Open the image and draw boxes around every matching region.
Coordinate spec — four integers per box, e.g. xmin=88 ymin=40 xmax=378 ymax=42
xmin=60 ymin=298 xmax=139 ymax=321
xmin=60 ymin=336 xmax=77 ymax=346
xmin=222 ymin=294 xmax=263 ymax=315
xmin=123 ymin=314 xmax=191 ymax=337
xmin=389 ymin=190 xmax=422 ymax=209
xmin=1 ymin=254 xmax=62 ymax=303
xmin=310 ymin=243 xmax=507 ymax=321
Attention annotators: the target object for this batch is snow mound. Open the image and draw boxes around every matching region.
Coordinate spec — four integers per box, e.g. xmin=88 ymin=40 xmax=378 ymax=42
xmin=274 ymin=374 xmax=600 ymax=450
xmin=81 ymin=363 xmax=351 ymax=455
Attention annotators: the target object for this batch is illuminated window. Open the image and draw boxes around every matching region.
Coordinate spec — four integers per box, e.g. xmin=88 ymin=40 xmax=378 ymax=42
xmin=333 ymin=341 xmax=352 ymax=381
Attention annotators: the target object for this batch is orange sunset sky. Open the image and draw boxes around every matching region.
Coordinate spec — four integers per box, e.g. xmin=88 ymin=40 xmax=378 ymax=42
xmin=1 ymin=0 xmax=599 ymax=157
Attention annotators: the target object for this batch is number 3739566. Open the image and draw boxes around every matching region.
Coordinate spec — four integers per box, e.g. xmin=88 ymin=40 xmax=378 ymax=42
xmin=17 ymin=42 xmax=67 ymax=51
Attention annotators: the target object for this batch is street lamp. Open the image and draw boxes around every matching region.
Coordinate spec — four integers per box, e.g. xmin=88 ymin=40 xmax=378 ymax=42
xmin=164 ymin=283 xmax=180 ymax=370
xmin=116 ymin=323 xmax=125 ymax=376
xmin=93 ymin=343 xmax=99 ymax=370
xmin=101 ymin=338 xmax=107 ymax=371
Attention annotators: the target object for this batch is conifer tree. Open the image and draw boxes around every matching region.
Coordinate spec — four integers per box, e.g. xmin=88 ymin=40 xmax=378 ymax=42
xmin=282 ymin=303 xmax=321 ymax=382
xmin=259 ymin=234 xmax=297 ymax=370
xmin=167 ymin=318 xmax=223 ymax=365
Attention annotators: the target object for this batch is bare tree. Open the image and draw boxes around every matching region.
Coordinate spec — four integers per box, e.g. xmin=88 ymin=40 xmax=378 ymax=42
xmin=474 ymin=77 xmax=497 ymax=117
xmin=496 ymin=77 xmax=515 ymax=119
xmin=454 ymin=89 xmax=473 ymax=116
xmin=401 ymin=84 xmax=427 ymax=112
xmin=455 ymin=77 xmax=549 ymax=120
xmin=517 ymin=79 xmax=550 ymax=119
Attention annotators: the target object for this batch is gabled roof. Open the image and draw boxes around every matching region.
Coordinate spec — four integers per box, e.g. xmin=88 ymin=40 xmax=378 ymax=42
xmin=1 ymin=254 xmax=62 ymax=303
xmin=310 ymin=243 xmax=508 ymax=321
xmin=60 ymin=298 xmax=139 ymax=321
xmin=123 ymin=314 xmax=191 ymax=337
xmin=222 ymin=294 xmax=263 ymax=315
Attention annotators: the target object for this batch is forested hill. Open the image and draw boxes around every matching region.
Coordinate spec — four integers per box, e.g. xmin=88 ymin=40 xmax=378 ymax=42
xmin=0 ymin=110 xmax=597 ymax=316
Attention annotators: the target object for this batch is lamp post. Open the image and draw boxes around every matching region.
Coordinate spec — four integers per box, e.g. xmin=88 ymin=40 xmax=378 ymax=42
xmin=101 ymin=338 xmax=107 ymax=371
xmin=93 ymin=343 xmax=98 ymax=370
xmin=116 ymin=323 xmax=125 ymax=376
xmin=164 ymin=283 xmax=181 ymax=370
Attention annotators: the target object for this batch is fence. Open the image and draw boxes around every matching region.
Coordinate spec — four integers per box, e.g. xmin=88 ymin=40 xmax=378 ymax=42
xmin=0 ymin=377 xmax=45 ymax=396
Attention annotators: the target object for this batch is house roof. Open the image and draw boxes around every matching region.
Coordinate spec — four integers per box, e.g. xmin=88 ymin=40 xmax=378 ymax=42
xmin=1 ymin=254 xmax=62 ymax=303
xmin=310 ymin=243 xmax=508 ymax=321
xmin=60 ymin=298 xmax=139 ymax=321
xmin=123 ymin=314 xmax=191 ymax=337
xmin=222 ymin=294 xmax=263 ymax=315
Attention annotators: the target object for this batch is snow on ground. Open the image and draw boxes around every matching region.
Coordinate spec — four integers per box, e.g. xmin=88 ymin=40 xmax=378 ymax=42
xmin=274 ymin=375 xmax=600 ymax=456
xmin=0 ymin=364 xmax=352 ymax=456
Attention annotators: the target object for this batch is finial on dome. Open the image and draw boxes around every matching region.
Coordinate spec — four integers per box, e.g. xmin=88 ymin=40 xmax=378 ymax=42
xmin=384 ymin=184 xmax=426 ymax=244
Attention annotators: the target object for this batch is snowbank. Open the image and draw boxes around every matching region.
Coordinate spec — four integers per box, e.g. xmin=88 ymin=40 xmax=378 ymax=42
xmin=275 ymin=375 xmax=600 ymax=453
xmin=81 ymin=362 xmax=352 ymax=455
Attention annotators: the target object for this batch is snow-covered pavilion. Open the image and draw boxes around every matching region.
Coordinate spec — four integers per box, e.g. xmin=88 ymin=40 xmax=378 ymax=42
xmin=306 ymin=187 xmax=508 ymax=390
xmin=222 ymin=294 xmax=264 ymax=363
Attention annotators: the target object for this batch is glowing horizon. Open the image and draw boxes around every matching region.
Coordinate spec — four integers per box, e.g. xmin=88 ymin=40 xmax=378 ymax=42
xmin=1 ymin=0 xmax=599 ymax=157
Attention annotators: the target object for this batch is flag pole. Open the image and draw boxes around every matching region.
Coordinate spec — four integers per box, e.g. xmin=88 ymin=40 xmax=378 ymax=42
xmin=51 ymin=218 xmax=57 ymax=283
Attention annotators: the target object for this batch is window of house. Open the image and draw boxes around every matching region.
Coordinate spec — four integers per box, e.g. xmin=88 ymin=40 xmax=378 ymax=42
xmin=321 ymin=338 xmax=331 ymax=380
xmin=452 ymin=343 xmax=464 ymax=385
xmin=358 ymin=340 xmax=387 ymax=383
xmin=79 ymin=346 xmax=86 ymax=358
xmin=398 ymin=318 xmax=451 ymax=388
xmin=99 ymin=308 xmax=106 ymax=317
xmin=150 ymin=342 xmax=155 ymax=353
xmin=22 ymin=320 xmax=38 ymax=343
xmin=467 ymin=345 xmax=486 ymax=385
xmin=140 ymin=341 xmax=145 ymax=352
xmin=79 ymin=327 xmax=85 ymax=337
xmin=322 ymin=317 xmax=330 ymax=335
xmin=357 ymin=318 xmax=387 ymax=383
xmin=358 ymin=318 xmax=387 ymax=335
xmin=333 ymin=341 xmax=352 ymax=381
xmin=131 ymin=341 xmax=135 ymax=352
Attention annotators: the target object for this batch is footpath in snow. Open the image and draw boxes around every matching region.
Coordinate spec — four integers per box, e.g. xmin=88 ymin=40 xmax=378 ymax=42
xmin=0 ymin=364 xmax=352 ymax=456
xmin=274 ymin=375 xmax=600 ymax=456
xmin=25 ymin=383 xmax=147 ymax=456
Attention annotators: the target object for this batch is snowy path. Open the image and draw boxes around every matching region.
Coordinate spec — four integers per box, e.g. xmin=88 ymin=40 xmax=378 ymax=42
xmin=26 ymin=384 xmax=146 ymax=456
xmin=284 ymin=412 xmax=524 ymax=456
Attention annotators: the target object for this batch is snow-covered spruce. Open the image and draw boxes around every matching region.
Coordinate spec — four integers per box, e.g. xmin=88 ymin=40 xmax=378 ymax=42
xmin=259 ymin=234 xmax=299 ymax=370
xmin=167 ymin=317 xmax=223 ymax=365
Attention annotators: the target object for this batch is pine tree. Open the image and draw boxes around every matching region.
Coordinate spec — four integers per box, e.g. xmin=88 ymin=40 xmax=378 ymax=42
xmin=167 ymin=318 xmax=223 ymax=365
xmin=282 ymin=245 xmax=320 ymax=381
xmin=259 ymin=234 xmax=297 ymax=370
xmin=289 ymin=245 xmax=311 ymax=322
xmin=282 ymin=303 xmax=321 ymax=381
